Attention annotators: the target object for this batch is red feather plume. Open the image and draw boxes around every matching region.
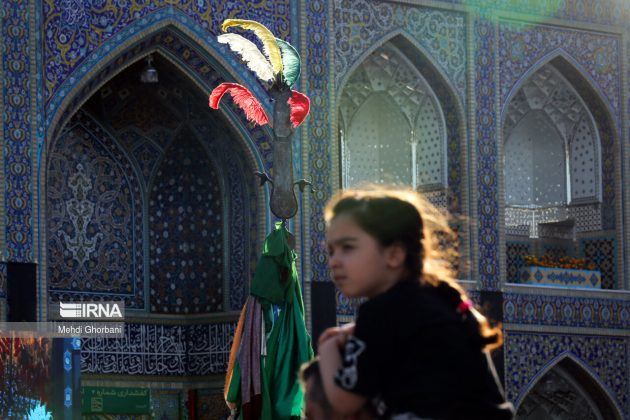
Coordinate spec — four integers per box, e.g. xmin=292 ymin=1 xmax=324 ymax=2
xmin=209 ymin=82 xmax=269 ymax=126
xmin=288 ymin=90 xmax=310 ymax=128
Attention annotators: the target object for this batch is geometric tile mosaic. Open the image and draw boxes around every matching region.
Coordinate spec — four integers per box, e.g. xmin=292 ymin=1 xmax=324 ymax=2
xmin=504 ymin=112 xmax=568 ymax=206
xmin=571 ymin=114 xmax=600 ymax=203
xmin=131 ymin=138 xmax=162 ymax=186
xmin=333 ymin=0 xmax=467 ymax=100
xmin=109 ymin=91 xmax=180 ymax=134
xmin=306 ymin=0 xmax=333 ymax=284
xmin=392 ymin=42 xmax=466 ymax=216
xmin=581 ymin=237 xmax=616 ymax=289
xmin=47 ymin=114 xmax=145 ymax=308
xmin=43 ymin=1 xmax=293 ymax=103
xmin=475 ymin=16 xmax=500 ymax=289
xmin=499 ymin=21 xmax=620 ymax=112
xmin=4 ymin=0 xmax=33 ymax=263
xmin=423 ymin=190 xmax=448 ymax=211
xmin=506 ymin=242 xmax=531 ymax=283
xmin=505 ymin=224 xmax=530 ymax=237
xmin=504 ymin=293 xmax=630 ymax=330
xmin=569 ymin=204 xmax=602 ymax=232
xmin=334 ymin=0 xmax=467 ymax=212
xmin=550 ymin=58 xmax=616 ymax=231
xmin=149 ymin=136 xmax=221 ymax=313
xmin=188 ymin=119 xmax=258 ymax=311
xmin=505 ymin=332 xmax=627 ymax=418
xmin=149 ymin=130 xmax=223 ymax=314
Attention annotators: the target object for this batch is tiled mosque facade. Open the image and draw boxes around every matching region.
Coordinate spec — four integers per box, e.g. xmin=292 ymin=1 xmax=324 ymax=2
xmin=1 ymin=0 xmax=629 ymax=417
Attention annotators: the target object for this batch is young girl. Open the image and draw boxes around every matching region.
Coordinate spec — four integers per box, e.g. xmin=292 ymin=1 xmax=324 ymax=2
xmin=318 ymin=188 xmax=514 ymax=420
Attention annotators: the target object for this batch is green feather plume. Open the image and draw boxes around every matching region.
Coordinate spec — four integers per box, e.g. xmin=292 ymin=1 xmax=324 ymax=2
xmin=276 ymin=39 xmax=301 ymax=87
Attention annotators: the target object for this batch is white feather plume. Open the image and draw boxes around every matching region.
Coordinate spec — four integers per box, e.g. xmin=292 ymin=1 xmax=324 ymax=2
xmin=218 ymin=33 xmax=274 ymax=82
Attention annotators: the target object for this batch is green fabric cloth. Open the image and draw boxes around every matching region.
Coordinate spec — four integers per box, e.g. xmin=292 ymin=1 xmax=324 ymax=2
xmin=228 ymin=222 xmax=313 ymax=420
xmin=250 ymin=222 xmax=296 ymax=305
xmin=226 ymin=357 xmax=242 ymax=405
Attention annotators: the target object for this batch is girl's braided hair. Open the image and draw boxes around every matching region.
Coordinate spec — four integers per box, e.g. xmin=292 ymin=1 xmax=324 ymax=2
xmin=324 ymin=186 xmax=502 ymax=351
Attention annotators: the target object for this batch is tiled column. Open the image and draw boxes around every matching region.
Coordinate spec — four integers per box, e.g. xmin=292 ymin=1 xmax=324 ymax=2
xmin=2 ymin=0 xmax=35 ymax=263
xmin=474 ymin=14 xmax=501 ymax=291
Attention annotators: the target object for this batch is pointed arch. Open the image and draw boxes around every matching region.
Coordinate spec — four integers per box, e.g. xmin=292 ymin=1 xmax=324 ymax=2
xmin=337 ymin=30 xmax=465 ymax=121
xmin=44 ymin=14 xmax=268 ymax=176
xmin=335 ymin=31 xmax=467 ymax=209
xmin=515 ymin=352 xmax=624 ymax=420
xmin=333 ymin=30 xmax=470 ymax=285
xmin=39 ymin=16 xmax=272 ymax=246
xmin=502 ymin=49 xmax=617 ymax=127
xmin=336 ymin=30 xmax=464 ymax=111
xmin=501 ymin=50 xmax=622 ymax=289
xmin=502 ymin=62 xmax=604 ymax=206
xmin=40 ymin=20 xmax=272 ymax=315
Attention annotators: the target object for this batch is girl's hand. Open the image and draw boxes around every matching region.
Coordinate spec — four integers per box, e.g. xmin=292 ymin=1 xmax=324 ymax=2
xmin=318 ymin=322 xmax=355 ymax=347
xmin=317 ymin=323 xmax=368 ymax=415
xmin=318 ymin=326 xmax=340 ymax=346
xmin=337 ymin=322 xmax=355 ymax=347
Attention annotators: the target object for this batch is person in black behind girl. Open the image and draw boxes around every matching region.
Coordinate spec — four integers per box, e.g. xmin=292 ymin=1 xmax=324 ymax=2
xmin=318 ymin=188 xmax=514 ymax=420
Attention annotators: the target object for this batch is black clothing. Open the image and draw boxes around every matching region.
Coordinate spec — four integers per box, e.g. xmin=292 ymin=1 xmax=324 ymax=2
xmin=335 ymin=279 xmax=515 ymax=420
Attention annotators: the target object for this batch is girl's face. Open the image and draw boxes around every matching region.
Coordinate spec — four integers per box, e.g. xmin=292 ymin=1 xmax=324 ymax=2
xmin=326 ymin=214 xmax=403 ymax=298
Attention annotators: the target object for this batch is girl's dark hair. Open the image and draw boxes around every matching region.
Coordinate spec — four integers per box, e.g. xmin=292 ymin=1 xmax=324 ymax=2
xmin=324 ymin=187 xmax=502 ymax=351
xmin=299 ymin=359 xmax=333 ymax=417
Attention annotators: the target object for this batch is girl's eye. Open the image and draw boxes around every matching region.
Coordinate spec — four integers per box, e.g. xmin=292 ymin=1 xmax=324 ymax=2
xmin=342 ymin=244 xmax=354 ymax=251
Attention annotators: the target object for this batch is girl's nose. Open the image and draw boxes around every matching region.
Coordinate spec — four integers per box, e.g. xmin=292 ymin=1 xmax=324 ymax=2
xmin=327 ymin=253 xmax=338 ymax=267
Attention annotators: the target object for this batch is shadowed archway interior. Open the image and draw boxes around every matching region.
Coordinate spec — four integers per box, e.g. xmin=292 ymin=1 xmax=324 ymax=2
xmin=46 ymin=54 xmax=259 ymax=313
xmin=516 ymin=357 xmax=621 ymax=420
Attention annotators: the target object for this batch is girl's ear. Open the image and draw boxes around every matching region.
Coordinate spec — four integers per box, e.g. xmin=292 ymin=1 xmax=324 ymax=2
xmin=385 ymin=242 xmax=407 ymax=269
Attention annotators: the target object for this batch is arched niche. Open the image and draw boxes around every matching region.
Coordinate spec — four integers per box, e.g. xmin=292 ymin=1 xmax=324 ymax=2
xmin=339 ymin=41 xmax=448 ymax=194
xmin=516 ymin=356 xmax=622 ymax=420
xmin=46 ymin=53 xmax=259 ymax=312
xmin=503 ymin=58 xmax=619 ymax=289
xmin=334 ymin=33 xmax=469 ymax=318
